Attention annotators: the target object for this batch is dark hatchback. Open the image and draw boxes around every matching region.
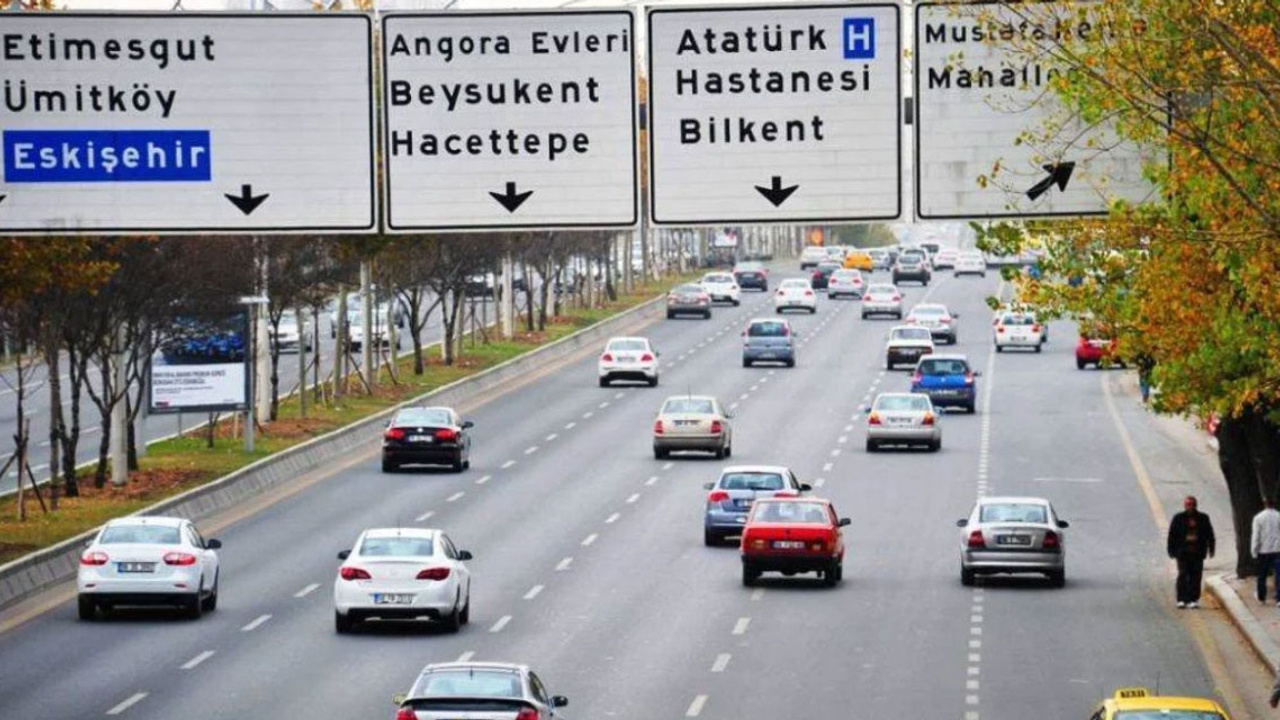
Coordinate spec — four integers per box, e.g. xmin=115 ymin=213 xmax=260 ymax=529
xmin=810 ymin=262 xmax=841 ymax=290
xmin=733 ymin=263 xmax=769 ymax=291
xmin=382 ymin=406 xmax=473 ymax=473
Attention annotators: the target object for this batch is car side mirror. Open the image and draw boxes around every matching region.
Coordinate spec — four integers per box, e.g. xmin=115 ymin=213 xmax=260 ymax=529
xmin=457 ymin=550 xmax=473 ymax=561
xmin=392 ymin=694 xmax=406 ymax=706
xmin=952 ymin=312 xmax=960 ymax=318
xmin=337 ymin=549 xmax=351 ymax=560
xmin=799 ymin=483 xmax=813 ymax=492
xmin=703 ymin=482 xmax=715 ymax=490
xmin=838 ymin=517 xmax=852 ymax=527
xmin=956 ymin=519 xmax=968 ymax=527
xmin=205 ymin=539 xmax=222 ymax=550
xmin=1057 ymin=520 xmax=1070 ymax=529
xmin=462 ymin=420 xmax=474 ymax=429
xmin=552 ymin=696 xmax=569 ymax=708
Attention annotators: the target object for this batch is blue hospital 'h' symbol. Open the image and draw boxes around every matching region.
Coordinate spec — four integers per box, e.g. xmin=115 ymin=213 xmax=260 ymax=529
xmin=843 ymin=18 xmax=875 ymax=59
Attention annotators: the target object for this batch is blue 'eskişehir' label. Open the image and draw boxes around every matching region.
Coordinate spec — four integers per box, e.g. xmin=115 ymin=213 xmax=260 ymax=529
xmin=842 ymin=18 xmax=875 ymax=60
xmin=3 ymin=130 xmax=212 ymax=183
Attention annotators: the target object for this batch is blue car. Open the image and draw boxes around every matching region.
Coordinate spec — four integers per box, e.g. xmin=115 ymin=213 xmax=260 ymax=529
xmin=703 ymin=465 xmax=811 ymax=546
xmin=911 ymin=354 xmax=979 ymax=414
xmin=742 ymin=318 xmax=796 ymax=368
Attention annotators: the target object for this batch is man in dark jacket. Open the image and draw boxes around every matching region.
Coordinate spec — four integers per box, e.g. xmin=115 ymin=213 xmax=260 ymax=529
xmin=1167 ymin=495 xmax=1216 ymax=608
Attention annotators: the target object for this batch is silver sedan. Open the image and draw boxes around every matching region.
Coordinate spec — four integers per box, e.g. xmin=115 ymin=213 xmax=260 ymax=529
xmin=653 ymin=395 xmax=733 ymax=459
xmin=861 ymin=283 xmax=903 ymax=319
xmin=957 ymin=496 xmax=1068 ymax=587
xmin=865 ymin=392 xmax=941 ymax=452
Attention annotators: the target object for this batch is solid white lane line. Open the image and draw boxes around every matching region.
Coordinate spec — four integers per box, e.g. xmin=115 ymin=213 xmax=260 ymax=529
xmin=294 ymin=583 xmax=320 ymax=598
xmin=489 ymin=615 xmax=512 ymax=633
xmin=645 ymin=476 xmax=658 ymax=486
xmin=524 ymin=585 xmax=544 ymax=600
xmin=626 ymin=493 xmax=640 ymax=503
xmin=241 ymin=614 xmax=271 ymax=632
xmin=565 ymin=421 xmax=576 ymax=430
xmin=475 ymin=475 xmax=491 ymax=485
xmin=662 ymin=462 xmax=674 ymax=471
xmin=447 ymin=492 xmax=465 ymax=502
xmin=181 ymin=650 xmax=215 ymax=670
xmin=525 ymin=446 xmax=538 ymax=455
xmin=456 ymin=651 xmax=475 ymax=663
xmin=581 ymin=533 xmax=598 ymax=546
xmin=822 ymin=462 xmax=833 ymax=472
xmin=415 ymin=510 xmax=436 ymax=522
xmin=605 ymin=512 xmax=621 ymax=524
xmin=556 ymin=557 xmax=573 ymax=571
xmin=711 ymin=653 xmax=731 ymax=672
xmin=686 ymin=695 xmax=708 ymax=717
xmin=501 ymin=460 xmax=516 ymax=469
xmin=750 ymin=588 xmax=764 ymax=601
xmin=545 ymin=433 xmax=558 ymax=442
xmin=732 ymin=617 xmax=750 ymax=635
xmin=106 ymin=692 xmax=148 ymax=716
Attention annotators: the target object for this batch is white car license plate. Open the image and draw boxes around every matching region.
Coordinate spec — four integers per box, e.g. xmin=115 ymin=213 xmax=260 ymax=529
xmin=373 ymin=593 xmax=415 ymax=604
xmin=772 ymin=540 xmax=806 ymax=550
xmin=408 ymin=435 xmax=433 ymax=443
xmin=676 ymin=420 xmax=697 ymax=426
xmin=117 ymin=562 xmax=155 ymax=573
xmin=997 ymin=535 xmax=1032 ymax=546
xmin=889 ymin=418 xmax=911 ymax=425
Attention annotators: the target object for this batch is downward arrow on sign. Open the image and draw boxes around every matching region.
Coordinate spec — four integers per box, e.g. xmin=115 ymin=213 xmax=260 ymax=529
xmin=490 ymin=182 xmax=534 ymax=213
xmin=224 ymin=184 xmax=270 ymax=215
xmin=754 ymin=176 xmax=799 ymax=207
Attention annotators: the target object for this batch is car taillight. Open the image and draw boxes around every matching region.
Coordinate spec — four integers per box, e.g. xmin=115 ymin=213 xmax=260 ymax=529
xmin=941 ymin=317 xmax=952 ymax=324
xmin=340 ymin=567 xmax=372 ymax=581
xmin=922 ymin=413 xmax=935 ymax=426
xmin=751 ymin=538 xmax=766 ymax=549
xmin=804 ymin=290 xmax=814 ymax=297
xmin=967 ymin=530 xmax=985 ymax=548
xmin=653 ymin=419 xmax=665 ymax=435
xmin=601 ymin=353 xmax=614 ymax=362
xmin=810 ymin=541 xmax=825 ymax=552
xmin=776 ymin=290 xmax=785 ymax=296
xmin=435 ymin=428 xmax=458 ymax=442
xmin=708 ymin=490 xmax=730 ymax=504
xmin=892 ymin=295 xmax=902 ymax=302
xmin=781 ymin=325 xmax=791 ymax=336
xmin=1042 ymin=530 xmax=1060 ymax=550
xmin=906 ymin=317 xmax=917 ymax=324
xmin=163 ymin=552 xmax=198 ymax=566
xmin=868 ymin=412 xmax=882 ymax=426
xmin=964 ymin=373 xmax=975 ymax=385
xmin=80 ymin=551 xmax=108 ymax=566
xmin=997 ymin=326 xmax=1005 ymax=333
xmin=515 ymin=708 xmax=540 ymax=720
xmin=710 ymin=420 xmax=723 ymax=434
xmin=1031 ymin=324 xmax=1041 ymax=333
xmin=396 ymin=708 xmax=417 ymax=720
xmin=385 ymin=428 xmax=406 ymax=441
xmin=640 ymin=353 xmax=654 ymax=362
xmin=416 ymin=567 xmax=451 ymax=581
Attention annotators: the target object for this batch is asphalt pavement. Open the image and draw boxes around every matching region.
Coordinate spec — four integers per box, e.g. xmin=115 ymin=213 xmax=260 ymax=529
xmin=0 ymin=268 xmax=1244 ymax=720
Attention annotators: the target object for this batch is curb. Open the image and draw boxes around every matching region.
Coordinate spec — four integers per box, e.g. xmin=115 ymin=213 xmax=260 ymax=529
xmin=0 ymin=291 xmax=668 ymax=611
xmin=1206 ymin=573 xmax=1280 ymax=673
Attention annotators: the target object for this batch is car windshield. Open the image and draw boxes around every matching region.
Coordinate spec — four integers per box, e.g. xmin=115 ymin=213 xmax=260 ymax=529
xmin=979 ymin=504 xmax=1048 ymax=524
xmin=1114 ymin=713 xmax=1224 ymax=720
xmin=753 ymin=501 xmax=830 ymax=524
xmin=721 ymin=472 xmax=786 ymax=491
xmin=414 ymin=670 xmax=523 ymax=699
xmin=608 ymin=339 xmax=648 ymax=352
xmin=875 ymin=395 xmax=930 ymax=412
xmin=99 ymin=524 xmax=182 ymax=545
xmin=892 ymin=328 xmax=932 ymax=341
xmin=397 ymin=408 xmax=453 ymax=426
xmin=663 ymin=398 xmax=715 ymax=414
xmin=747 ymin=322 xmax=788 ymax=337
xmin=359 ymin=536 xmax=434 ymax=557
xmin=919 ymin=359 xmax=969 ymax=376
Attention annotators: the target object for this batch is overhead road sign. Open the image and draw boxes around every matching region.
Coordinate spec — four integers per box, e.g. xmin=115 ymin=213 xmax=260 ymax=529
xmin=647 ymin=3 xmax=902 ymax=227
xmin=0 ymin=13 xmax=376 ymax=234
xmin=381 ymin=11 xmax=638 ymax=232
xmin=914 ymin=1 xmax=1159 ymax=220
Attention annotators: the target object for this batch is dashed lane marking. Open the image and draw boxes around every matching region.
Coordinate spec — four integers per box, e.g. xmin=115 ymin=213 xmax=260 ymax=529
xmin=447 ymin=492 xmax=465 ymax=502
xmin=606 ymin=512 xmax=621 ymax=524
xmin=750 ymin=588 xmax=764 ymax=601
xmin=732 ymin=617 xmax=750 ymax=635
xmin=545 ymin=434 xmax=557 ymax=442
xmin=294 ymin=583 xmax=320 ymax=598
xmin=525 ymin=446 xmax=538 ymax=455
xmin=711 ymin=654 xmax=731 ymax=673
xmin=106 ymin=692 xmax=148 ymax=716
xmin=686 ymin=695 xmax=708 ymax=717
xmin=456 ymin=651 xmax=475 ymax=663
xmin=729 ymin=402 xmax=739 ymax=410
xmin=581 ymin=533 xmax=599 ymax=547
xmin=645 ymin=476 xmax=659 ymax=486
xmin=626 ymin=493 xmax=640 ymax=504
xmin=583 ymin=411 xmax=594 ymax=419
xmin=663 ymin=462 xmax=674 ymax=471
xmin=556 ymin=557 xmax=573 ymax=571
xmin=822 ymin=462 xmax=833 ymax=472
xmin=565 ymin=422 xmax=576 ymax=430
xmin=837 ymin=436 xmax=847 ymax=444
xmin=415 ymin=510 xmax=436 ymax=522
xmin=489 ymin=615 xmax=512 ymax=633
xmin=181 ymin=650 xmax=215 ymax=670
xmin=813 ymin=478 xmax=826 ymax=488
xmin=615 ymin=392 xmax=625 ymax=399
xmin=599 ymin=402 xmax=609 ymax=409
xmin=501 ymin=460 xmax=516 ymax=469
xmin=830 ymin=449 xmax=841 ymax=457
xmin=524 ymin=585 xmax=544 ymax=600
xmin=241 ymin=614 xmax=271 ymax=632
xmin=475 ymin=475 xmax=491 ymax=485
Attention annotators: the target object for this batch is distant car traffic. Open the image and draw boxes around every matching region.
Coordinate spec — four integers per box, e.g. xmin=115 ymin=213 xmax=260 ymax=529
xmin=865 ymin=392 xmax=942 ymax=452
xmin=1089 ymin=688 xmax=1230 ymax=720
xmin=598 ymin=337 xmax=659 ymax=387
xmin=892 ymin=253 xmax=931 ymax=286
xmin=667 ymin=284 xmax=712 ymax=319
xmin=861 ymin=283 xmax=903 ymax=320
xmin=993 ymin=312 xmax=1042 ymax=353
xmin=932 ymin=248 xmax=960 ymax=270
xmin=391 ymin=662 xmax=568 ymax=720
xmin=742 ymin=318 xmax=796 ymax=368
xmin=334 ymin=527 xmax=473 ymax=633
xmin=703 ymin=465 xmax=811 ymax=546
xmin=700 ymin=272 xmax=741 ymax=306
xmin=732 ymin=262 xmax=769 ymax=291
xmin=957 ymin=496 xmax=1068 ymax=587
xmin=800 ymin=246 xmax=828 ymax=270
xmin=827 ymin=269 xmax=865 ymax=299
xmin=382 ymin=406 xmax=473 ymax=473
xmin=911 ymin=354 xmax=978 ymax=413
xmin=954 ymin=251 xmax=987 ymax=277
xmin=269 ymin=310 xmax=312 ymax=354
xmin=810 ymin=261 xmax=841 ymax=291
xmin=867 ymin=247 xmax=893 ymax=270
xmin=740 ymin=497 xmax=850 ymax=587
xmin=774 ymin=278 xmax=818 ymax=314
xmin=885 ymin=325 xmax=935 ymax=370
xmin=653 ymin=395 xmax=733 ymax=460
xmin=906 ymin=303 xmax=958 ymax=345
xmin=77 ymin=517 xmax=222 ymax=620
xmin=842 ymin=250 xmax=875 ymax=272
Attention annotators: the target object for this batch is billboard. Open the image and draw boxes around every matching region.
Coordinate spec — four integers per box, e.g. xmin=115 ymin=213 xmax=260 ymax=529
xmin=149 ymin=311 xmax=250 ymax=414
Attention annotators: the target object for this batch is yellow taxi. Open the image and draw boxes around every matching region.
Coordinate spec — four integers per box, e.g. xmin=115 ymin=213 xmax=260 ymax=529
xmin=843 ymin=251 xmax=875 ymax=271
xmin=1089 ymin=687 xmax=1229 ymax=720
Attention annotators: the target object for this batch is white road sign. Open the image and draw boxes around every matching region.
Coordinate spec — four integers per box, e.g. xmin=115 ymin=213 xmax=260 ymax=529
xmin=382 ymin=11 xmax=638 ymax=232
xmin=0 ymin=14 xmax=375 ymax=234
xmin=914 ymin=1 xmax=1158 ymax=220
xmin=648 ymin=3 xmax=901 ymax=226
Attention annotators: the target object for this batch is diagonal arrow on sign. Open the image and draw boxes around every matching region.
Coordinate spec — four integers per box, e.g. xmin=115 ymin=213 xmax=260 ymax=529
xmin=489 ymin=182 xmax=534 ymax=213
xmin=1025 ymin=162 xmax=1076 ymax=202
xmin=754 ymin=176 xmax=799 ymax=208
xmin=224 ymin=184 xmax=270 ymax=215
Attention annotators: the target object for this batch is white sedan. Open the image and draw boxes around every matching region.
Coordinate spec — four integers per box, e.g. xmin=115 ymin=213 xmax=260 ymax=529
xmin=700 ymin=272 xmax=742 ymax=306
xmin=598 ymin=336 xmax=659 ymax=387
xmin=774 ymin=278 xmax=818 ymax=314
xmin=77 ymin=516 xmax=222 ymax=620
xmin=993 ymin=312 xmax=1043 ymax=352
xmin=334 ymin=527 xmax=473 ymax=634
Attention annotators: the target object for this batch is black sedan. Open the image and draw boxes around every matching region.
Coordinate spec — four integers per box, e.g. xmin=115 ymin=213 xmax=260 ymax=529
xmin=382 ymin=406 xmax=473 ymax=473
xmin=733 ymin=263 xmax=769 ymax=291
xmin=810 ymin=262 xmax=841 ymax=291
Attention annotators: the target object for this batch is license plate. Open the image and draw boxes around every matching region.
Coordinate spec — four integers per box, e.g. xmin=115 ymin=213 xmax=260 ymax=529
xmin=931 ymin=389 xmax=959 ymax=397
xmin=117 ymin=562 xmax=155 ymax=573
xmin=759 ymin=353 xmax=775 ymax=359
xmin=772 ymin=540 xmax=806 ymax=549
xmin=888 ymin=418 xmax=911 ymax=425
xmin=373 ymin=593 xmax=414 ymax=604
xmin=736 ymin=499 xmax=753 ymax=509
xmin=675 ymin=420 xmax=697 ymax=426
xmin=409 ymin=435 xmax=433 ymax=443
xmin=997 ymin=535 xmax=1032 ymax=546
xmin=616 ymin=355 xmax=634 ymax=362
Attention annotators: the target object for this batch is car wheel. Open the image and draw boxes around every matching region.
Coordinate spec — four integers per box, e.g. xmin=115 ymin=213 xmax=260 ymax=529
xmin=714 ymin=445 xmax=726 ymax=460
xmin=995 ymin=344 xmax=1003 ymax=353
xmin=704 ymin=529 xmax=721 ymax=547
xmin=786 ymin=359 xmax=796 ymax=368
xmin=775 ymin=308 xmax=783 ymax=314
xmin=1076 ymin=358 xmax=1087 ymax=370
xmin=865 ymin=439 xmax=878 ymax=453
xmin=929 ymin=439 xmax=941 ymax=453
xmin=460 ymin=594 xmax=471 ymax=625
xmin=1034 ymin=344 xmax=1042 ymax=353
xmin=442 ymin=599 xmax=462 ymax=633
xmin=184 ymin=590 xmax=203 ymax=620
xmin=894 ymin=312 xmax=903 ymax=320
xmin=452 ymin=455 xmax=465 ymax=473
xmin=703 ymin=311 xmax=712 ymax=319
xmin=834 ymin=562 xmax=844 ymax=583
xmin=1048 ymin=570 xmax=1066 ymax=588
xmin=742 ymin=564 xmax=759 ymax=587
xmin=949 ymin=336 xmax=957 ymax=345
xmin=861 ymin=312 xmax=868 ymax=319
xmin=462 ymin=457 xmax=471 ymax=470
xmin=77 ymin=595 xmax=97 ymax=621
xmin=823 ymin=562 xmax=840 ymax=587
xmin=599 ymin=377 xmax=610 ymax=388
xmin=732 ymin=299 xmax=740 ymax=307
xmin=654 ymin=447 xmax=667 ymax=460
xmin=809 ymin=308 xmax=816 ymax=314
xmin=724 ymin=443 xmax=732 ymax=458
xmin=886 ymin=358 xmax=894 ymax=370
xmin=648 ymin=376 xmax=659 ymax=387
xmin=201 ymin=572 xmax=219 ymax=612
xmin=966 ymin=402 xmax=976 ymax=415
xmin=961 ymin=568 xmax=975 ymax=587
xmin=666 ymin=311 xmax=675 ymax=319
xmin=743 ymin=359 xmax=752 ymax=368
xmin=334 ymin=610 xmax=355 ymax=634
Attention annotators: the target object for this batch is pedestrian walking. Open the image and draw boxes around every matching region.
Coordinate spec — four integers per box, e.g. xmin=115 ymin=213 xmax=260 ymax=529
xmin=1136 ymin=354 xmax=1155 ymax=404
xmin=1167 ymin=496 xmax=1216 ymax=608
xmin=1253 ymin=499 xmax=1280 ymax=604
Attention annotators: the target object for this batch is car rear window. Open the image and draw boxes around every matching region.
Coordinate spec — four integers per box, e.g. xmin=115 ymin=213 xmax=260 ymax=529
xmin=753 ymin=501 xmax=830 ymax=524
xmin=747 ymin=322 xmax=788 ymax=337
xmin=99 ymin=525 xmax=182 ymax=545
xmin=397 ymin=408 xmax=452 ymax=426
xmin=663 ymin=398 xmax=715 ymax=414
xmin=919 ymin=359 xmax=969 ymax=375
xmin=607 ymin=339 xmax=648 ymax=352
xmin=892 ymin=328 xmax=932 ymax=341
xmin=874 ymin=395 xmax=930 ymax=412
xmin=979 ymin=504 xmax=1048 ymax=524
xmin=833 ymin=270 xmax=859 ymax=278
xmin=1000 ymin=314 xmax=1035 ymax=325
xmin=414 ymin=670 xmax=522 ymax=699
xmin=359 ymin=536 xmax=434 ymax=557
xmin=721 ymin=472 xmax=786 ymax=491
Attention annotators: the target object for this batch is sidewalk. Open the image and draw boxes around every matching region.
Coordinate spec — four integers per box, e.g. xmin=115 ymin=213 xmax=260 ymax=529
xmin=1207 ymin=574 xmax=1280 ymax=674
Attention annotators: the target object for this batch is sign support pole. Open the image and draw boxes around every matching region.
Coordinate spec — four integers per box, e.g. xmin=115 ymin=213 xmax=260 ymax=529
xmin=109 ymin=323 xmax=128 ymax=486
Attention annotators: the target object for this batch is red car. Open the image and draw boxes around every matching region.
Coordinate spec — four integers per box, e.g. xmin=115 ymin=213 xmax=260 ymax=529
xmin=1075 ymin=335 xmax=1121 ymax=369
xmin=740 ymin=497 xmax=849 ymax=587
